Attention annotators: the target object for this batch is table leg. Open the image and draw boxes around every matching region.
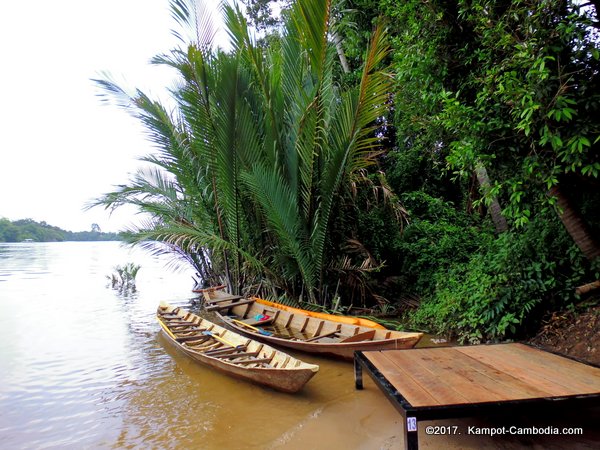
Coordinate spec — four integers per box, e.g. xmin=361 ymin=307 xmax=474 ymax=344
xmin=404 ymin=416 xmax=419 ymax=450
xmin=354 ymin=355 xmax=363 ymax=390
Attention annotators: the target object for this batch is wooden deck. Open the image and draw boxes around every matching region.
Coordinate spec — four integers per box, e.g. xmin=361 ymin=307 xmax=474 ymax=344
xmin=354 ymin=343 xmax=600 ymax=450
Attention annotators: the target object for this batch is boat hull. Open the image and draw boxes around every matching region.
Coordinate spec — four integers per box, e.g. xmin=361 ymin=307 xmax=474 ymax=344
xmin=222 ymin=322 xmax=421 ymax=360
xmin=201 ymin=290 xmax=423 ymax=361
xmin=157 ymin=303 xmax=319 ymax=393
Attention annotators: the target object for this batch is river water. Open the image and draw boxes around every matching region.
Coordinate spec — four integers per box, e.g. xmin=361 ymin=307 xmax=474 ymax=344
xmin=2 ymin=242 xmax=598 ymax=450
xmin=0 ymin=242 xmax=403 ymax=449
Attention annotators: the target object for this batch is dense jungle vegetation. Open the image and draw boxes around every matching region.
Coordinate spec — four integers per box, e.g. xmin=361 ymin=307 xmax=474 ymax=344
xmin=0 ymin=218 xmax=121 ymax=242
xmin=93 ymin=0 xmax=600 ymax=343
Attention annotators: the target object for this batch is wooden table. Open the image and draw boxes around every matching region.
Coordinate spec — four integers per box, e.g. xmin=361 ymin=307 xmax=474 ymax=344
xmin=354 ymin=343 xmax=600 ymax=449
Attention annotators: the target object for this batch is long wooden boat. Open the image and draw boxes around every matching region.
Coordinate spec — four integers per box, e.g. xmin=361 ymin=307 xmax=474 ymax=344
xmin=156 ymin=302 xmax=319 ymax=393
xmin=195 ymin=285 xmax=385 ymax=329
xmin=254 ymin=298 xmax=386 ymax=329
xmin=200 ymin=289 xmax=423 ymax=360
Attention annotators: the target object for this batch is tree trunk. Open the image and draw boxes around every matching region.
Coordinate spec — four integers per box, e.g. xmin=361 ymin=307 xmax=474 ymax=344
xmin=474 ymin=161 xmax=508 ymax=233
xmin=549 ymin=185 xmax=600 ymax=261
xmin=332 ymin=32 xmax=350 ymax=74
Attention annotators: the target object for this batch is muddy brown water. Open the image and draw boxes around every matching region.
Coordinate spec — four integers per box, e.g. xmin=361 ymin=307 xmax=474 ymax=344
xmin=1 ymin=242 xmax=598 ymax=449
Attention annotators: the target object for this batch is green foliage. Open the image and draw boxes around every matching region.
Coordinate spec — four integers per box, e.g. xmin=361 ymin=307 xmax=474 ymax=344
xmin=362 ymin=0 xmax=600 ymax=229
xmin=443 ymin=1 xmax=599 ymax=224
xmin=393 ymin=191 xmax=490 ymax=296
xmin=337 ymin=0 xmax=600 ymax=339
xmin=384 ymin=147 xmax=463 ymax=202
xmin=408 ymin=211 xmax=590 ymax=343
xmin=0 ymin=218 xmax=121 ymax=242
xmin=91 ymin=0 xmax=600 ymax=340
xmin=93 ymin=0 xmax=397 ymax=306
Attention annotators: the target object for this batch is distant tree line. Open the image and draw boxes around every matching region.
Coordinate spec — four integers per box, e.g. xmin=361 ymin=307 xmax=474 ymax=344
xmin=0 ymin=218 xmax=122 ymax=242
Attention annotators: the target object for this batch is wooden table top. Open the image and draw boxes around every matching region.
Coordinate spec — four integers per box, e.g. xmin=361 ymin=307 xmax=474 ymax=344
xmin=363 ymin=343 xmax=600 ymax=408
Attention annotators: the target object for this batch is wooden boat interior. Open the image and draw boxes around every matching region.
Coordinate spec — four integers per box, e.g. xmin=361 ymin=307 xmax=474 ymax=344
xmin=203 ymin=291 xmax=419 ymax=344
xmin=157 ymin=305 xmax=312 ymax=369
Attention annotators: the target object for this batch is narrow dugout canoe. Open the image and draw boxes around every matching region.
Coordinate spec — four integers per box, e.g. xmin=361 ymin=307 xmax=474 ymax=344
xmin=201 ymin=289 xmax=423 ymax=360
xmin=195 ymin=285 xmax=385 ymax=329
xmin=254 ymin=298 xmax=386 ymax=330
xmin=156 ymin=302 xmax=319 ymax=393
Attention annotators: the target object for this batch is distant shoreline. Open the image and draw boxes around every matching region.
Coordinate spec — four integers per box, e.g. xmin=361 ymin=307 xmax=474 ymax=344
xmin=0 ymin=218 xmax=123 ymax=243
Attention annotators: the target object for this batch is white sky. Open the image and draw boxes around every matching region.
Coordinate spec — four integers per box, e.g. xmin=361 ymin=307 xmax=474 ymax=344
xmin=0 ymin=0 xmax=227 ymax=232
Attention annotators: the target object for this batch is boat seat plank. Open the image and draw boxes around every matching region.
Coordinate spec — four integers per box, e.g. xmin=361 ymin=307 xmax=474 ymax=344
xmin=206 ymin=294 xmax=244 ymax=304
xmin=167 ymin=321 xmax=201 ymax=326
xmin=304 ymin=330 xmax=339 ymax=342
xmin=193 ymin=342 xmax=223 ymax=352
xmin=171 ymin=327 xmax=203 ymax=333
xmin=204 ymin=345 xmax=247 ymax=356
xmin=234 ymin=358 xmax=274 ymax=365
xmin=176 ymin=334 xmax=210 ymax=343
xmin=340 ymin=329 xmax=376 ymax=343
xmin=205 ymin=299 xmax=255 ymax=312
xmin=214 ymin=351 xmax=260 ymax=359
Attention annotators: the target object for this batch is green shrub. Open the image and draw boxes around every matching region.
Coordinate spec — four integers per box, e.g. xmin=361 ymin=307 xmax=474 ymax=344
xmin=394 ymin=191 xmax=490 ymax=296
xmin=408 ymin=211 xmax=590 ymax=343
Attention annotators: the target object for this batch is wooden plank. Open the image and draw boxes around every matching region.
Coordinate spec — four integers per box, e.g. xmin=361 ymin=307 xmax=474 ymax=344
xmin=383 ymin=349 xmax=501 ymax=406
xmin=394 ymin=348 xmax=546 ymax=404
xmin=205 ymin=299 xmax=255 ymax=312
xmin=487 ymin=344 xmax=600 ymax=389
xmin=305 ymin=329 xmax=339 ymax=342
xmin=205 ymin=294 xmax=244 ymax=304
xmin=159 ymin=314 xmax=182 ymax=319
xmin=204 ymin=345 xmax=244 ymax=356
xmin=284 ymin=313 xmax=294 ymax=328
xmin=364 ymin=351 xmax=441 ymax=407
xmin=268 ymin=323 xmax=309 ymax=340
xmin=300 ymin=317 xmax=310 ymax=332
xmin=176 ymin=335 xmax=210 ymax=343
xmin=214 ymin=351 xmax=260 ymax=359
xmin=167 ymin=321 xmax=201 ymax=327
xmin=234 ymin=358 xmax=274 ymax=365
xmin=438 ymin=348 xmax=555 ymax=400
xmin=241 ymin=302 xmax=254 ymax=318
xmin=340 ymin=329 xmax=376 ymax=343
xmin=190 ymin=342 xmax=222 ymax=352
xmin=313 ymin=320 xmax=325 ymax=337
xmin=456 ymin=344 xmax=600 ymax=396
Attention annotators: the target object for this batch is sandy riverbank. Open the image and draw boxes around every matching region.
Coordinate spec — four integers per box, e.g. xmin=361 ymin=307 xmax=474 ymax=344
xmin=270 ymin=389 xmax=600 ymax=449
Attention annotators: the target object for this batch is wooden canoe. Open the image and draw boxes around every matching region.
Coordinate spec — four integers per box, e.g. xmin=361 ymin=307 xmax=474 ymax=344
xmin=201 ymin=290 xmax=423 ymax=360
xmin=195 ymin=285 xmax=385 ymax=329
xmin=253 ymin=297 xmax=386 ymax=329
xmin=157 ymin=302 xmax=319 ymax=393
